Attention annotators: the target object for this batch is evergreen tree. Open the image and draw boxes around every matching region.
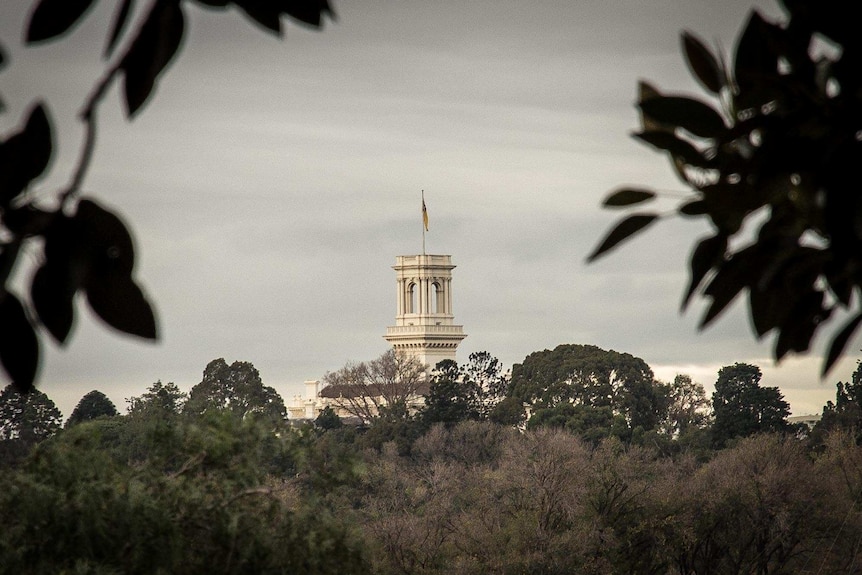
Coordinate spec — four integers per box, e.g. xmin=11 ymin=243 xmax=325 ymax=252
xmin=0 ymin=384 xmax=62 ymax=465
xmin=66 ymin=389 xmax=118 ymax=427
xmin=127 ymin=380 xmax=187 ymax=418
xmin=711 ymin=363 xmax=790 ymax=448
xmin=314 ymin=405 xmax=343 ymax=431
xmin=812 ymin=360 xmax=862 ymax=445
xmin=420 ymin=359 xmax=479 ymax=428
xmin=0 ymin=384 xmax=62 ymax=443
xmin=511 ymin=344 xmax=666 ymax=433
xmin=184 ymin=359 xmax=287 ymax=425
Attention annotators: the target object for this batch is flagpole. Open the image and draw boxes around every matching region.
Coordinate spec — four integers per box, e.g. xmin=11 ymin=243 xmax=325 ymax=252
xmin=421 ymin=189 xmax=426 ymax=256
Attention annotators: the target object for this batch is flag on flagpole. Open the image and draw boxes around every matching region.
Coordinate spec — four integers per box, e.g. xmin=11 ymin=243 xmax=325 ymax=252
xmin=422 ymin=195 xmax=429 ymax=231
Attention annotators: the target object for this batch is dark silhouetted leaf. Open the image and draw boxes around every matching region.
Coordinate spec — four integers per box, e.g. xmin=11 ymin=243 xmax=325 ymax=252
xmin=229 ymin=0 xmax=334 ymax=34
xmin=700 ymin=255 xmax=748 ymax=328
xmin=638 ymin=80 xmax=661 ymax=100
xmin=1 ymin=206 xmax=54 ymax=237
xmin=120 ymin=0 xmax=185 ymax=117
xmin=823 ymin=311 xmax=862 ymax=377
xmin=21 ymin=104 xmax=52 ymax=179
xmin=0 ymin=292 xmax=39 ymax=393
xmin=86 ymin=274 xmax=157 ymax=339
xmin=734 ymin=11 xmax=778 ymax=93
xmin=0 ymin=103 xmax=53 ymax=206
xmin=678 ymin=199 xmax=708 ymax=216
xmin=26 ymin=0 xmax=96 ymax=43
xmin=773 ymin=291 xmax=825 ymax=360
xmin=30 ymin=263 xmax=76 ymax=344
xmin=749 ymin=279 xmax=791 ymax=338
xmin=52 ymin=198 xmax=158 ymax=340
xmin=234 ymin=0 xmax=283 ymax=34
xmin=633 ymin=131 xmax=711 ymax=168
xmin=823 ymin=260 xmax=854 ymax=306
xmin=32 ymin=201 xmax=140 ymax=344
xmin=587 ymin=213 xmax=659 ymax=263
xmin=76 ymin=199 xmax=136 ymax=277
xmin=698 ymin=182 xmax=753 ymax=234
xmin=682 ymin=234 xmax=726 ymax=310
xmin=682 ymin=31 xmax=724 ymax=94
xmin=639 ymin=96 xmax=726 ymax=139
xmin=638 ymin=81 xmax=665 ymax=132
xmin=602 ymin=187 xmax=656 ymax=208
xmin=747 ymin=247 xmax=821 ymax=338
xmin=41 ymin=212 xmax=85 ymax=276
xmin=283 ymin=0 xmax=335 ymax=27
xmin=33 ymin=215 xmax=82 ymax=345
xmin=104 ymin=0 xmax=135 ymax=58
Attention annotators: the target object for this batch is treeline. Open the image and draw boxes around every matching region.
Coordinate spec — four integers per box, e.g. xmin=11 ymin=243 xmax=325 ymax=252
xmin=1 ymin=348 xmax=862 ymax=573
xmin=321 ymin=346 xmax=799 ymax=456
xmin=325 ymin=424 xmax=861 ymax=575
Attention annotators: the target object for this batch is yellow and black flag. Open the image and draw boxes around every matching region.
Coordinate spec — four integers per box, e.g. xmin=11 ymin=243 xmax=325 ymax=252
xmin=422 ymin=192 xmax=429 ymax=231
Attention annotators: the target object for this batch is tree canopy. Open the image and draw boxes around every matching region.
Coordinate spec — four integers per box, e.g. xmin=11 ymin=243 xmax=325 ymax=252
xmin=66 ymin=389 xmax=118 ymax=427
xmin=0 ymin=383 xmax=61 ymax=443
xmin=711 ymin=362 xmax=790 ymax=447
xmin=419 ymin=352 xmax=510 ymax=428
xmin=812 ymin=360 xmax=862 ymax=445
xmin=660 ymin=373 xmax=711 ymax=437
xmin=126 ymin=379 xmax=187 ymax=418
xmin=510 ymin=344 xmax=665 ymax=432
xmin=184 ymin=359 xmax=287 ymax=424
xmin=588 ymin=1 xmax=862 ymax=376
xmin=420 ymin=359 xmax=479 ymax=428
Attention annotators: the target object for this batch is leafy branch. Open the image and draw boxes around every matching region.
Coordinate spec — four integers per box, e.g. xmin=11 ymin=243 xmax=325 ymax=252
xmin=0 ymin=0 xmax=334 ymax=392
xmin=588 ymin=3 xmax=862 ymax=376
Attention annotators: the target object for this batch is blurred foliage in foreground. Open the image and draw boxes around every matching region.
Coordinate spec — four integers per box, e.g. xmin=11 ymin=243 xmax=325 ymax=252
xmin=590 ymin=1 xmax=862 ymax=377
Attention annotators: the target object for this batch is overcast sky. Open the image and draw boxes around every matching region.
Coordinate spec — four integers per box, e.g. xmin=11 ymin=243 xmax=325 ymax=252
xmin=1 ymin=0 xmax=856 ymax=419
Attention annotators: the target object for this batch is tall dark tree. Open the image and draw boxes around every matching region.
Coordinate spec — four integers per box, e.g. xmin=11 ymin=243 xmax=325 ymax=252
xmin=659 ymin=373 xmax=711 ymax=437
xmin=812 ymin=360 xmax=862 ymax=445
xmin=314 ymin=405 xmax=343 ymax=431
xmin=510 ymin=344 xmax=666 ymax=433
xmin=127 ymin=380 xmax=187 ymax=418
xmin=66 ymin=389 xmax=118 ymax=427
xmin=588 ymin=2 xmax=862 ymax=375
xmin=461 ymin=351 xmax=510 ymax=420
xmin=420 ymin=359 xmax=479 ymax=428
xmin=0 ymin=383 xmax=62 ymax=443
xmin=419 ymin=352 xmax=510 ymax=428
xmin=184 ymin=359 xmax=286 ymax=425
xmin=711 ymin=363 xmax=790 ymax=447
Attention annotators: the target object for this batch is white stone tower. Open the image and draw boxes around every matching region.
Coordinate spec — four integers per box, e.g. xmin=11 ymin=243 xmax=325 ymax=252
xmin=384 ymin=254 xmax=466 ymax=368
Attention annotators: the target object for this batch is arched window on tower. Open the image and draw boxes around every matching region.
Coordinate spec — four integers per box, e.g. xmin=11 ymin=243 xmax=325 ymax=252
xmin=407 ymin=282 xmax=416 ymax=314
xmin=433 ymin=281 xmax=444 ymax=314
